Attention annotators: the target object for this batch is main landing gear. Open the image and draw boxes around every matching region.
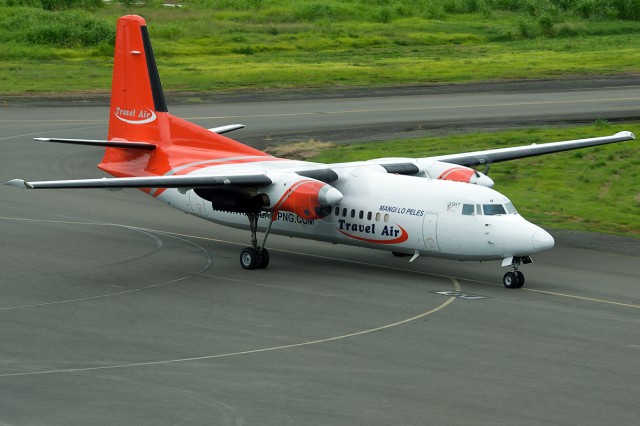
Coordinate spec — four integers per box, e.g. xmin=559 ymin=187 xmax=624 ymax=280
xmin=502 ymin=256 xmax=531 ymax=289
xmin=240 ymin=212 xmax=273 ymax=270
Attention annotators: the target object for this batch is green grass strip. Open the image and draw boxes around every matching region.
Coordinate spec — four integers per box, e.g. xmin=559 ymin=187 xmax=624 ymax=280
xmin=2 ymin=4 xmax=640 ymax=94
xmin=309 ymin=123 xmax=640 ymax=237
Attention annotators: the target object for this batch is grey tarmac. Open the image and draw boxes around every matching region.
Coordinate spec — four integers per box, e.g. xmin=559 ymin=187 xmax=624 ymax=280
xmin=0 ymin=83 xmax=638 ymax=425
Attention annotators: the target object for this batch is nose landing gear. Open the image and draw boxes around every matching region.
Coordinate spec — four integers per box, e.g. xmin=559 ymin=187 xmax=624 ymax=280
xmin=502 ymin=256 xmax=531 ymax=289
xmin=503 ymin=270 xmax=525 ymax=289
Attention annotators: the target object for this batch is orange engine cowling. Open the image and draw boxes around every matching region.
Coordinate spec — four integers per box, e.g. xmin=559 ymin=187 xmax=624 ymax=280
xmin=260 ymin=174 xmax=343 ymax=219
xmin=420 ymin=160 xmax=494 ymax=187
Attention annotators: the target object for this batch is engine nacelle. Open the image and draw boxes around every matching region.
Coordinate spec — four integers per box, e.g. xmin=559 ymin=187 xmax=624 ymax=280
xmin=260 ymin=173 xmax=343 ymax=219
xmin=419 ymin=160 xmax=494 ymax=187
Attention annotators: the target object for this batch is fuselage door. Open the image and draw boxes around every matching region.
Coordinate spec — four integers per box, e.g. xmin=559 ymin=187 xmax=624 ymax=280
xmin=188 ymin=190 xmax=208 ymax=217
xmin=423 ymin=213 xmax=440 ymax=252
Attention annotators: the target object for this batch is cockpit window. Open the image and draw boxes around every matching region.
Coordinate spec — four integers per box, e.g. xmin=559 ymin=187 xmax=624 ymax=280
xmin=462 ymin=204 xmax=475 ymax=215
xmin=483 ymin=204 xmax=507 ymax=215
xmin=505 ymin=202 xmax=518 ymax=214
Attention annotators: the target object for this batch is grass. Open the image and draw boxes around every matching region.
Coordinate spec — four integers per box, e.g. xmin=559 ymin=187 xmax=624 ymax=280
xmin=2 ymin=2 xmax=640 ymax=94
xmin=308 ymin=123 xmax=640 ymax=237
xmin=1 ymin=1 xmax=638 ymax=238
xmin=266 ymin=140 xmax=336 ymax=160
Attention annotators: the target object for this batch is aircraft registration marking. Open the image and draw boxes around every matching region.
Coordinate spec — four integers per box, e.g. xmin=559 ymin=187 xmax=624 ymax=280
xmin=379 ymin=204 xmax=425 ymax=216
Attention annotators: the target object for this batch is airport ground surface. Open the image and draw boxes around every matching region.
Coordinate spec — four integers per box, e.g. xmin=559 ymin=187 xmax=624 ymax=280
xmin=1 ymin=80 xmax=639 ymax=425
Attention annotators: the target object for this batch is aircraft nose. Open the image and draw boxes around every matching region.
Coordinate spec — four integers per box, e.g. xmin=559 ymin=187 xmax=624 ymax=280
xmin=532 ymin=229 xmax=554 ymax=252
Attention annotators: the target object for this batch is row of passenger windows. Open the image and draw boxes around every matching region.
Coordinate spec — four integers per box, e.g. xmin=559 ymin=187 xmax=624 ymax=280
xmin=462 ymin=202 xmax=517 ymax=216
xmin=329 ymin=202 xmax=517 ymax=220
xmin=332 ymin=207 xmax=390 ymax=223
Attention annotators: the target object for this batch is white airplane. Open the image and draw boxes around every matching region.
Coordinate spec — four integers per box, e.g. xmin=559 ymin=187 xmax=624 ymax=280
xmin=6 ymin=15 xmax=636 ymax=288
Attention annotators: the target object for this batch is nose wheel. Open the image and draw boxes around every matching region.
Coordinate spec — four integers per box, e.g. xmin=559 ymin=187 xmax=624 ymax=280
xmin=503 ymin=257 xmax=527 ymax=288
xmin=503 ymin=271 xmax=525 ymax=288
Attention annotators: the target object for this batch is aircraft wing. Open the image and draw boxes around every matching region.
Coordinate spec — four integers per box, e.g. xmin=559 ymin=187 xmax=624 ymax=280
xmin=430 ymin=131 xmax=635 ymax=167
xmin=6 ymin=173 xmax=272 ymax=190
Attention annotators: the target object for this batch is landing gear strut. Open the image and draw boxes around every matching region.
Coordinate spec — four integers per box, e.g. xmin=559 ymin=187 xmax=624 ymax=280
xmin=503 ymin=257 xmax=527 ymax=289
xmin=240 ymin=212 xmax=273 ymax=270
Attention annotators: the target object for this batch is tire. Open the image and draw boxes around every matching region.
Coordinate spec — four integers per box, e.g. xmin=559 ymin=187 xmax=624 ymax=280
xmin=515 ymin=271 xmax=525 ymax=288
xmin=256 ymin=248 xmax=270 ymax=269
xmin=240 ymin=247 xmax=259 ymax=270
xmin=503 ymin=271 xmax=520 ymax=289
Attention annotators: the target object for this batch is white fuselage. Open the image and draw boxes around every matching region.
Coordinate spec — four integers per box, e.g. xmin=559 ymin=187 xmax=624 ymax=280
xmin=157 ymin=160 xmax=554 ymax=262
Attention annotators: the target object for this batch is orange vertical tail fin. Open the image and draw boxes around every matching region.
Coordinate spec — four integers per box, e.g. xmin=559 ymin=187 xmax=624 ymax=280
xmin=100 ymin=15 xmax=270 ymax=179
xmin=108 ymin=15 xmax=166 ymax=143
xmin=99 ymin=15 xmax=167 ymax=178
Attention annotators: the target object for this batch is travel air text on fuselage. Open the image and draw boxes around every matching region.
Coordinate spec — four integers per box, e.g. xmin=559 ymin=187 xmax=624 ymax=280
xmin=337 ymin=219 xmax=401 ymax=238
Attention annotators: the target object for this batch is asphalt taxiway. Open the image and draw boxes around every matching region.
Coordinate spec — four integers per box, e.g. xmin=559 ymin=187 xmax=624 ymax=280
xmin=1 ymin=86 xmax=639 ymax=425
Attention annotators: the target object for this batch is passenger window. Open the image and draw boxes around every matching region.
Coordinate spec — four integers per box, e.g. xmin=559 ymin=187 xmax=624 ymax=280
xmin=351 ymin=209 xmax=355 ymax=218
xmin=375 ymin=213 xmax=381 ymax=222
xmin=462 ymin=204 xmax=474 ymax=215
xmin=335 ymin=207 xmax=340 ymax=216
xmin=384 ymin=214 xmax=389 ymax=223
xmin=342 ymin=208 xmax=347 ymax=217
xmin=359 ymin=210 xmax=364 ymax=219
xmin=367 ymin=212 xmax=372 ymax=220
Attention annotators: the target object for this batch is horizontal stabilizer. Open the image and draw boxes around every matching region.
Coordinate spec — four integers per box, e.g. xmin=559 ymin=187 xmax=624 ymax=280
xmin=5 ymin=174 xmax=272 ymax=190
xmin=6 ymin=179 xmax=32 ymax=189
xmin=207 ymin=124 xmax=245 ymax=135
xmin=34 ymin=138 xmax=156 ymax=150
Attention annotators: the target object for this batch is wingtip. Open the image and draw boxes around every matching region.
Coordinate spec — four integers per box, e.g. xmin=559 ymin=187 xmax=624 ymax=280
xmin=615 ymin=131 xmax=636 ymax=140
xmin=5 ymin=179 xmax=33 ymax=189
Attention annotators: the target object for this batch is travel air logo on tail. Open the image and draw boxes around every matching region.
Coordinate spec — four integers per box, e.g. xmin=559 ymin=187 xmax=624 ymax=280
xmin=114 ymin=107 xmax=157 ymax=125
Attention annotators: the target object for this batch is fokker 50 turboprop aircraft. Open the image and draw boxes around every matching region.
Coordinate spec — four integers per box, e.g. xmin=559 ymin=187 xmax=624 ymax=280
xmin=7 ymin=15 xmax=636 ymax=288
